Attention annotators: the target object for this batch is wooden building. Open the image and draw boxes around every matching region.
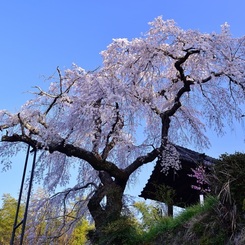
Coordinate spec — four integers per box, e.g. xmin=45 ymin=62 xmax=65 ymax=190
xmin=139 ymin=145 xmax=215 ymax=215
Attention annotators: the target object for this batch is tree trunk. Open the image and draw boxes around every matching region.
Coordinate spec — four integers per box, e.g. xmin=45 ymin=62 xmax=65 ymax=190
xmin=87 ymin=171 xmax=127 ymax=244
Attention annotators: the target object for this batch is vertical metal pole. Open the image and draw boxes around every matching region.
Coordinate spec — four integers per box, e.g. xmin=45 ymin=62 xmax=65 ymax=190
xmin=19 ymin=148 xmax=37 ymax=245
xmin=10 ymin=145 xmax=30 ymax=245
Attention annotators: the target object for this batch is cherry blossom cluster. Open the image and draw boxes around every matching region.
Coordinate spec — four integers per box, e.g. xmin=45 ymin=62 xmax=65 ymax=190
xmin=188 ymin=165 xmax=211 ymax=194
xmin=160 ymin=142 xmax=181 ymax=174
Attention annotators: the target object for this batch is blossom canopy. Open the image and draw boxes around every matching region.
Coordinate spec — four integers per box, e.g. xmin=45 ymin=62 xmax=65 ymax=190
xmin=0 ymin=16 xmax=244 ymax=240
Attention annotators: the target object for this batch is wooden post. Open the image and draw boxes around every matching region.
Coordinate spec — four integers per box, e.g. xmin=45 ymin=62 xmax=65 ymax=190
xmin=200 ymin=194 xmax=204 ymax=206
xmin=167 ymin=204 xmax=173 ymax=216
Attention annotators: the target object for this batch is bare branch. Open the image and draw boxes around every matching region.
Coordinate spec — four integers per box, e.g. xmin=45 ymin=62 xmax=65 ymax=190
xmin=33 ymin=86 xmax=57 ymax=98
xmin=226 ymin=74 xmax=245 ymax=91
xmin=200 ymin=72 xmax=223 ymax=84
xmin=0 ymin=124 xmax=10 ymax=131
xmin=198 ymin=83 xmax=218 ymax=111
xmin=57 ymin=66 xmax=63 ymax=94
xmin=232 ymin=38 xmax=245 ymax=59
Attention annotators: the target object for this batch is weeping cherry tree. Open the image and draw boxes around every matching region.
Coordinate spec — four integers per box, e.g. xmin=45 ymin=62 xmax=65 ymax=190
xmin=0 ymin=17 xmax=245 ymax=242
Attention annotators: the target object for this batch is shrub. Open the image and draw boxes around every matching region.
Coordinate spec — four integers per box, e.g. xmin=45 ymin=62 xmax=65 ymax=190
xmin=210 ymin=152 xmax=245 ymax=234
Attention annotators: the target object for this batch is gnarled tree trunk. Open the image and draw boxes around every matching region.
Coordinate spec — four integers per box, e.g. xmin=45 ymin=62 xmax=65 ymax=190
xmin=87 ymin=171 xmax=128 ymax=243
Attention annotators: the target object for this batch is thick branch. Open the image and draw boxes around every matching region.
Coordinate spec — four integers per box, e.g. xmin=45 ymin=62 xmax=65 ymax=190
xmin=160 ymin=49 xmax=200 ymax=142
xmin=174 ymin=49 xmax=200 ymax=81
xmin=1 ymin=134 xmax=125 ymax=179
xmin=87 ymin=184 xmax=107 ymax=228
xmin=92 ymin=98 xmax=103 ymax=153
xmin=101 ymin=102 xmax=124 ymax=160
xmin=124 ymin=147 xmax=159 ymax=175
xmin=169 ymin=49 xmax=200 ymax=114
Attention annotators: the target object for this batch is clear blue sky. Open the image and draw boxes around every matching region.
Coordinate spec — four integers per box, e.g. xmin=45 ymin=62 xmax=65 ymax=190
xmin=1 ymin=0 xmax=245 ymax=203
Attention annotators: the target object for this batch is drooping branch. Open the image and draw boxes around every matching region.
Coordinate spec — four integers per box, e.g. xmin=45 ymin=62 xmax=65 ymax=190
xmin=199 ymin=83 xmax=218 ymax=111
xmin=226 ymin=74 xmax=245 ymax=91
xmin=49 ymin=182 xmax=98 ymax=222
xmin=31 ymin=183 xmax=95 ymax=243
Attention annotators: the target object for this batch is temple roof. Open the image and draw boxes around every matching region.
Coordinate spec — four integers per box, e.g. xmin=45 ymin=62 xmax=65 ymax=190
xmin=139 ymin=145 xmax=215 ymax=208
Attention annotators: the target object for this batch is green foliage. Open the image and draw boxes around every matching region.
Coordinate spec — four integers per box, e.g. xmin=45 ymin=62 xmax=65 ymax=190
xmin=133 ymin=201 xmax=164 ymax=230
xmin=68 ymin=219 xmax=94 ymax=245
xmin=0 ymin=194 xmax=24 ymax=245
xmin=31 ymin=208 xmax=93 ymax=244
xmin=91 ymin=197 xmax=227 ymax=245
xmin=0 ymin=184 xmax=239 ymax=245
xmin=95 ymin=196 xmax=228 ymax=245
xmin=141 ymin=196 xmax=218 ymax=243
xmin=212 ymin=152 xmax=245 ymax=212
xmin=138 ymin=196 xmax=236 ymax=244
xmin=152 ymin=183 xmax=175 ymax=206
xmin=0 ymin=193 xmax=92 ymax=245
xmin=209 ymin=152 xmax=245 ymax=235
xmin=94 ymin=215 xmax=142 ymax=245
xmin=189 ymin=207 xmax=227 ymax=245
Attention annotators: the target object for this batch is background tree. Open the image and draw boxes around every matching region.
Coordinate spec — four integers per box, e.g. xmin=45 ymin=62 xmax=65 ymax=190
xmin=133 ymin=201 xmax=166 ymax=230
xmin=0 ymin=191 xmax=92 ymax=244
xmin=25 ymin=188 xmax=93 ymax=244
xmin=0 ymin=194 xmax=24 ymax=245
xmin=0 ymin=17 xmax=245 ymax=242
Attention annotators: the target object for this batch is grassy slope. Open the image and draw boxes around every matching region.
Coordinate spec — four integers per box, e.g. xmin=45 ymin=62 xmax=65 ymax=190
xmin=137 ymin=197 xmax=245 ymax=245
xmin=93 ymin=196 xmax=245 ymax=245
